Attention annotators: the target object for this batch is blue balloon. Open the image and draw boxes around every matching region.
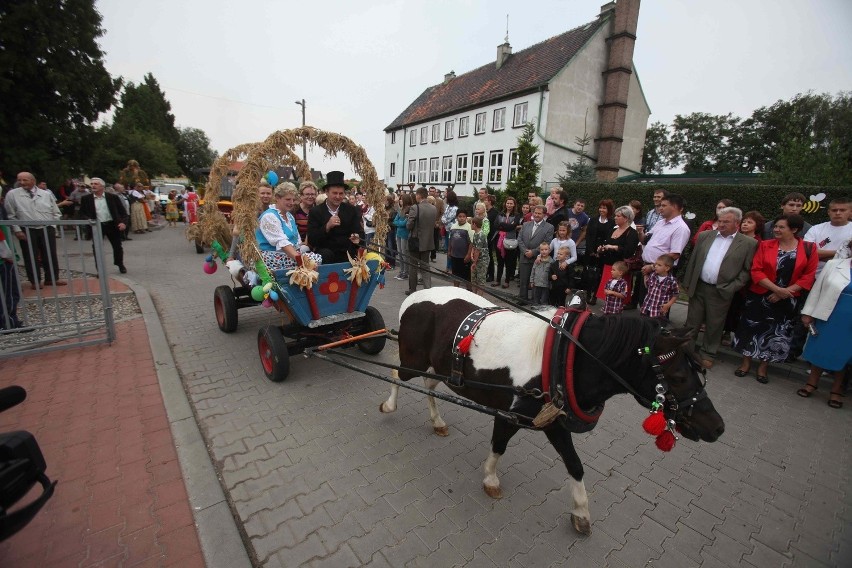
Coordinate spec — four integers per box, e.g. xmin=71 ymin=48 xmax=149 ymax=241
xmin=269 ymin=290 xmax=279 ymax=301
xmin=205 ymin=255 xmax=213 ymax=263
xmin=266 ymin=171 xmax=278 ymax=186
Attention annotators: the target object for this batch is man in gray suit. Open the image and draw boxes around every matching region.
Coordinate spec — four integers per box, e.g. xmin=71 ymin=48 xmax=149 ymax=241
xmin=517 ymin=205 xmax=554 ymax=301
xmin=406 ymin=187 xmax=437 ymax=295
xmin=682 ymin=207 xmax=758 ymax=369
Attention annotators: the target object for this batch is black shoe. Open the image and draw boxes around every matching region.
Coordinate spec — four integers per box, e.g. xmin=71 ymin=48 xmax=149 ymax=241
xmin=405 ymin=290 xmax=414 ymax=296
xmin=124 ymin=237 xmax=132 ymax=241
xmin=119 ymin=266 xmax=127 ymax=274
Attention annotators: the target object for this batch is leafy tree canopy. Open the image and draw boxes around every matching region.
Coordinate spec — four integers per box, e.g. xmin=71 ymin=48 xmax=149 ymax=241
xmin=177 ymin=127 xmax=218 ymax=177
xmin=0 ymin=0 xmax=120 ymax=186
xmin=641 ymin=92 xmax=851 ymax=186
xmin=113 ymin=73 xmax=179 ymax=145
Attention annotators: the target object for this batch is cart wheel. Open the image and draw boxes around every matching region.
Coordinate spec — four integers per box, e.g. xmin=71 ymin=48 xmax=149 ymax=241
xmin=357 ymin=306 xmax=386 ymax=355
xmin=195 ymin=240 xmax=204 ymax=254
xmin=258 ymin=325 xmax=290 ymax=382
xmin=214 ymin=286 xmax=238 ymax=333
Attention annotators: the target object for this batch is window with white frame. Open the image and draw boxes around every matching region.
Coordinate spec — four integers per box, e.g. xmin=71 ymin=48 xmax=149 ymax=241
xmin=390 ymin=162 xmax=396 ymax=177
xmin=493 ymin=108 xmax=506 ymax=131
xmin=420 ymin=126 xmax=428 ymax=145
xmin=409 ymin=130 xmax=416 ymax=147
xmin=391 ymin=131 xmax=397 ymax=144
xmin=459 ymin=116 xmax=469 ymax=137
xmin=444 ymin=120 xmax=454 ymax=140
xmin=432 ymin=124 xmax=440 ymax=143
xmin=418 ymin=158 xmax=427 ymax=183
xmin=513 ymin=103 xmax=528 ymax=127
xmin=429 ymin=157 xmax=440 ymax=182
xmin=456 ymin=155 xmax=468 ymax=183
xmin=508 ymin=149 xmax=518 ymax=180
xmin=471 ymin=153 xmax=485 ymax=183
xmin=488 ymin=151 xmax=504 ymax=183
xmin=474 ymin=112 xmax=486 ymax=135
xmin=442 ymin=156 xmax=453 ymax=183
xmin=408 ymin=160 xmax=416 ymax=183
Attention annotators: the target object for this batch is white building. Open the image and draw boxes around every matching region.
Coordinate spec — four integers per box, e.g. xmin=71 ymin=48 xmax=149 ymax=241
xmin=382 ymin=0 xmax=649 ymax=192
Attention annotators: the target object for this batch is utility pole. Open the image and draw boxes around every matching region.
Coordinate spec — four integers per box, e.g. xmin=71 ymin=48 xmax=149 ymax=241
xmin=295 ymin=99 xmax=306 ymax=163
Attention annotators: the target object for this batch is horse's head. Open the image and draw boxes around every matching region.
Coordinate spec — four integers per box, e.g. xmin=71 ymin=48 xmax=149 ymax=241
xmin=649 ymin=328 xmax=725 ymax=443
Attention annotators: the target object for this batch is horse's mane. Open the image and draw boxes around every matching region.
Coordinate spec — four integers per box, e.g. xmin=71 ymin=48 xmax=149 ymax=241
xmin=587 ymin=315 xmax=659 ymax=371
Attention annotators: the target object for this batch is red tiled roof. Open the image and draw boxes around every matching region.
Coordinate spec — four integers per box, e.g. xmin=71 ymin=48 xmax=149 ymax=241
xmin=384 ymin=17 xmax=606 ymax=131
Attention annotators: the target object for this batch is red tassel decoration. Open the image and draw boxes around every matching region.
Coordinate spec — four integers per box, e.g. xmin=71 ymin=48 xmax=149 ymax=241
xmin=655 ymin=430 xmax=676 ymax=452
xmin=642 ymin=411 xmax=666 ymax=436
xmin=457 ymin=335 xmax=474 ymax=354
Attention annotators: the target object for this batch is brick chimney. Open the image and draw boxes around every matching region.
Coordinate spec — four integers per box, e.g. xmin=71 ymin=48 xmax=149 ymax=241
xmin=443 ymin=71 xmax=456 ymax=84
xmin=595 ymin=0 xmax=640 ymax=182
xmin=496 ymin=42 xmax=512 ymax=70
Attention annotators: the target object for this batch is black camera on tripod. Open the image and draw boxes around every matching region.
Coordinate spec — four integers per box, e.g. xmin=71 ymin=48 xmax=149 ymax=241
xmin=0 ymin=386 xmax=57 ymax=542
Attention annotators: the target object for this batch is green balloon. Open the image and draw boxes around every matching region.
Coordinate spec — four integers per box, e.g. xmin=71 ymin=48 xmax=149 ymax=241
xmin=251 ymin=286 xmax=266 ymax=302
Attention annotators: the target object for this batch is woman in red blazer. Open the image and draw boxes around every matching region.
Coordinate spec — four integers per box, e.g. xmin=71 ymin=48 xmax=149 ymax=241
xmin=732 ymin=214 xmax=818 ymax=384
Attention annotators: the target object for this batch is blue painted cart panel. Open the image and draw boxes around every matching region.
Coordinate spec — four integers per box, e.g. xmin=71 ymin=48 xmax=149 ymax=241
xmin=273 ymin=260 xmax=381 ymax=327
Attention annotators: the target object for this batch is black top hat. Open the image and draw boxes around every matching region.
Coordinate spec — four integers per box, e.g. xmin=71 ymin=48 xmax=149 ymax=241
xmin=322 ymin=171 xmax=349 ymax=190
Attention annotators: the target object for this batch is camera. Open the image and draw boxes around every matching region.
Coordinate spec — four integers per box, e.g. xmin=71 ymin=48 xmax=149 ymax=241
xmin=0 ymin=386 xmax=57 ymax=542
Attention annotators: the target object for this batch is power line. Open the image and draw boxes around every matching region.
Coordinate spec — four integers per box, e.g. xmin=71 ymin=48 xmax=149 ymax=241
xmin=164 ymin=86 xmax=290 ymax=111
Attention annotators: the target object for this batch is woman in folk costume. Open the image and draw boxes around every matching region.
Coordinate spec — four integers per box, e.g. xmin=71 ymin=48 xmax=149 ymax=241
xmin=256 ymin=183 xmax=323 ymax=271
xmin=128 ymin=183 xmax=149 ymax=233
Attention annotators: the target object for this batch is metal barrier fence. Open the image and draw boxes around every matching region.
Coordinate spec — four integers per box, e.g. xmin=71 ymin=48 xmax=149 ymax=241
xmin=0 ymin=219 xmax=117 ymax=358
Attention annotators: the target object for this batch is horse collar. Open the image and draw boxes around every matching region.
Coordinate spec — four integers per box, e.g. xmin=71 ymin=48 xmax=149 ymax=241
xmin=542 ymin=307 xmax=604 ymax=428
xmin=451 ymin=307 xmax=510 ymax=386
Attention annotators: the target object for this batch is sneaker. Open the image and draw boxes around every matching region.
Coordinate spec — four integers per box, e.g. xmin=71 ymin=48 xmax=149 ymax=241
xmin=394 ymin=275 xmax=405 ymax=280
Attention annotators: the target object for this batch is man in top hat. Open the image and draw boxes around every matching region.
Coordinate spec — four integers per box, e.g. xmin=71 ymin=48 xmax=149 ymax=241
xmin=307 ymin=171 xmax=364 ymax=264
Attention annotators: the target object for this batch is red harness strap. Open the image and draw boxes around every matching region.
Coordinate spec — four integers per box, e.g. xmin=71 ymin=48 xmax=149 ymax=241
xmin=541 ymin=307 xmax=602 ymax=424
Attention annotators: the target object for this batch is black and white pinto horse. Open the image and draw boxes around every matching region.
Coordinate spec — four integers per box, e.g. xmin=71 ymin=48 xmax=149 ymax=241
xmin=380 ymin=288 xmax=724 ymax=534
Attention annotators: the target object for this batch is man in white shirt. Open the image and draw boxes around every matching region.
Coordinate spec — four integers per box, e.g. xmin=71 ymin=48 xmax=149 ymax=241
xmin=682 ymin=208 xmax=758 ymax=368
xmin=4 ymin=171 xmax=66 ymax=288
xmin=804 ymin=197 xmax=852 ymax=276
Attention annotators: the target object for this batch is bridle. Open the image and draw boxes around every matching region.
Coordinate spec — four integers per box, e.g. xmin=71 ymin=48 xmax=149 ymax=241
xmin=641 ymin=343 xmax=709 ymax=423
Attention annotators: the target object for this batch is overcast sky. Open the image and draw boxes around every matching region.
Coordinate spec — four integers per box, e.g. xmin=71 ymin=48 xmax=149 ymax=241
xmin=96 ymin=0 xmax=852 ymax=178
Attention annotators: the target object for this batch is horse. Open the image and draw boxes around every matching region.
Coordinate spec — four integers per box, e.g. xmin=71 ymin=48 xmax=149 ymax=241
xmin=380 ymin=287 xmax=724 ymax=535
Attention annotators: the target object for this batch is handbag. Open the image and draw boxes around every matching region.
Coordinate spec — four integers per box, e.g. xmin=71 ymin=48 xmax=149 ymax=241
xmin=502 ymin=238 xmax=518 ymax=250
xmin=408 ymin=204 xmax=420 ymax=252
xmin=625 ymin=247 xmax=644 ymax=271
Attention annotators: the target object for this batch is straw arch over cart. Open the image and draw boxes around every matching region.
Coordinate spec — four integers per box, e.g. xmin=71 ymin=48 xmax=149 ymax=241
xmin=232 ymin=126 xmax=388 ymax=264
xmin=187 ymin=142 xmax=261 ymax=248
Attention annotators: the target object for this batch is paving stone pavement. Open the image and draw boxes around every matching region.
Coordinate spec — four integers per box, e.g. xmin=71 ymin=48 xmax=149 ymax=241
xmin=127 ymin=228 xmax=851 ymax=567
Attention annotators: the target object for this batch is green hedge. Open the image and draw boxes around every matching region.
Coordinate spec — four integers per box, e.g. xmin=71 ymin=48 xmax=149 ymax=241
xmin=558 ymin=183 xmax=852 ymax=227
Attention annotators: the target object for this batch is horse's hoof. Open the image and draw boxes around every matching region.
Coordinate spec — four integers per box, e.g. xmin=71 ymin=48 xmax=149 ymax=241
xmin=433 ymin=425 xmax=449 ymax=437
xmin=571 ymin=514 xmax=591 ymax=535
xmin=379 ymin=402 xmax=395 ymax=413
xmin=483 ymin=484 xmax=503 ymax=499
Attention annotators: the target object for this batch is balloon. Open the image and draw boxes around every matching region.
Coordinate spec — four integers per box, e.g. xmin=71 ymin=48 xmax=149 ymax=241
xmin=263 ymin=282 xmax=273 ymax=292
xmin=261 ymin=298 xmax=273 ymax=308
xmin=268 ymin=290 xmax=279 ymax=301
xmin=205 ymin=255 xmax=213 ymax=263
xmin=251 ymin=286 xmax=266 ymax=302
xmin=266 ymin=171 xmax=278 ymax=186
xmin=203 ymin=261 xmax=217 ymax=274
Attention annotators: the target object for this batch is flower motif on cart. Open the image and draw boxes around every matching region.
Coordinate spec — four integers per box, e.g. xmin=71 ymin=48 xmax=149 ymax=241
xmin=319 ymin=272 xmax=347 ymax=303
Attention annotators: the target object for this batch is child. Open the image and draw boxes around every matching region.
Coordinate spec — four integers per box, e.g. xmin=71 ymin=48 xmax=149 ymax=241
xmin=549 ymin=245 xmax=574 ymax=307
xmin=602 ymin=260 xmax=629 ymax=315
xmin=531 ymin=242 xmax=553 ymax=304
xmin=165 ymin=194 xmax=179 ymax=226
xmin=470 ymin=217 xmax=489 ymax=294
xmin=550 ymin=221 xmax=578 ymax=263
xmin=641 ymin=254 xmax=679 ymax=322
xmin=447 ymin=210 xmax=473 ymax=287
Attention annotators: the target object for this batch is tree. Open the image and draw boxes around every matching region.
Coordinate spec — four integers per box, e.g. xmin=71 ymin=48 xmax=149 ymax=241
xmin=504 ymin=122 xmax=541 ymax=204
xmin=112 ymin=73 xmax=180 ymax=145
xmin=177 ymin=127 xmax=218 ymax=177
xmin=557 ymin=124 xmax=596 ymax=186
xmin=86 ymin=125 xmax=181 ymax=181
xmin=641 ymin=121 xmax=669 ymax=174
xmin=0 ymin=0 xmax=121 ymax=186
xmin=666 ymin=112 xmax=747 ymax=173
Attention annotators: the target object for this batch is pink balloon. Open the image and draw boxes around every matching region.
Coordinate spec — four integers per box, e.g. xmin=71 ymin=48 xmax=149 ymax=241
xmin=261 ymin=298 xmax=273 ymax=308
xmin=203 ymin=261 xmax=218 ymax=274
